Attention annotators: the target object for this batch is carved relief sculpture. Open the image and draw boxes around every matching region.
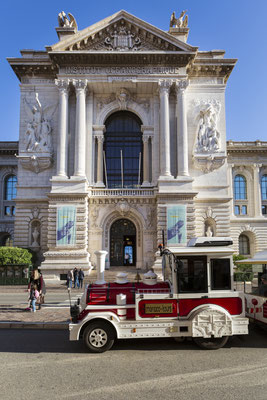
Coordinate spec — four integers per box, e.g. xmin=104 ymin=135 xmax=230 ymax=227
xmin=105 ymin=22 xmax=141 ymax=51
xmin=18 ymin=93 xmax=58 ymax=173
xmin=193 ymin=100 xmax=226 ymax=173
xmin=116 ymin=88 xmax=130 ymax=110
xmin=23 ymin=93 xmax=57 ymax=153
xmin=195 ymin=101 xmax=221 ymax=153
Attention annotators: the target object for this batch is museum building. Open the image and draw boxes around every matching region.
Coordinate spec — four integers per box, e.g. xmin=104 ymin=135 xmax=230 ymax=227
xmin=3 ymin=10 xmax=267 ymax=281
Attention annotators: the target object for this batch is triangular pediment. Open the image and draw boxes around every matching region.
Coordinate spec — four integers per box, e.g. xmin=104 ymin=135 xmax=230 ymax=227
xmin=49 ymin=10 xmax=197 ymax=53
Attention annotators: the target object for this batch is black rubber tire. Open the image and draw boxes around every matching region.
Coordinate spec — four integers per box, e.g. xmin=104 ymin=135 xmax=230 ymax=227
xmin=193 ymin=336 xmax=229 ymax=350
xmin=83 ymin=322 xmax=115 ymax=353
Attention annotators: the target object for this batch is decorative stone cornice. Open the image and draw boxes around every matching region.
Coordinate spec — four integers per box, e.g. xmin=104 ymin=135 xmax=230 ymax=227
xmin=187 ymin=58 xmax=237 ymax=83
xmin=17 ymin=153 xmax=53 ymax=174
xmin=192 ymin=153 xmax=226 ymax=173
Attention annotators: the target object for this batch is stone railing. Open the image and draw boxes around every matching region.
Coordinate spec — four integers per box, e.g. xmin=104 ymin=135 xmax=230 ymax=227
xmin=89 ymin=188 xmax=156 ymax=197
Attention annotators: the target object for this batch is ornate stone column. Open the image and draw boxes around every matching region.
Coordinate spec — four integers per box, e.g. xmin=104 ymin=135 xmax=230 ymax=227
xmin=253 ymin=164 xmax=262 ymax=217
xmin=141 ymin=125 xmax=153 ymax=187
xmin=94 ymin=125 xmax=106 ymax=187
xmin=73 ymin=79 xmax=87 ymax=177
xmin=55 ymin=79 xmax=69 ymax=177
xmin=142 ymin=135 xmax=150 ymax=186
xmin=86 ymin=92 xmax=93 ymax=185
xmin=228 ymin=163 xmax=234 ymax=216
xmin=159 ymin=80 xmax=173 ymax=178
xmin=175 ymin=79 xmax=189 ymax=177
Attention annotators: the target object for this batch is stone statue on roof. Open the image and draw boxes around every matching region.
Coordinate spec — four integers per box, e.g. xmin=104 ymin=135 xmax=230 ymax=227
xmin=58 ymin=11 xmax=78 ymax=30
xmin=170 ymin=10 xmax=188 ymax=28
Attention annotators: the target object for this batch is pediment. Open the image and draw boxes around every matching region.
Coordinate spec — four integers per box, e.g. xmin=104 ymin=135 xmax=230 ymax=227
xmin=50 ymin=10 xmax=197 ymax=53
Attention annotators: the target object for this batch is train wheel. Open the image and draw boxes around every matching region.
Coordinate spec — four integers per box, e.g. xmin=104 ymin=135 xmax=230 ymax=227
xmin=83 ymin=322 xmax=115 ymax=353
xmin=193 ymin=336 xmax=229 ymax=350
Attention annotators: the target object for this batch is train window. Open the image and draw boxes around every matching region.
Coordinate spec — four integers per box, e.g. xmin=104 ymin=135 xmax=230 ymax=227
xmin=177 ymin=256 xmax=207 ymax=293
xmin=211 ymin=259 xmax=231 ymax=290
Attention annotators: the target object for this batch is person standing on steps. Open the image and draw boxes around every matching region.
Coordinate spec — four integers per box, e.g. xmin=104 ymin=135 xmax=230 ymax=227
xmin=73 ymin=267 xmax=79 ymax=289
xmin=78 ymin=269 xmax=85 ymax=289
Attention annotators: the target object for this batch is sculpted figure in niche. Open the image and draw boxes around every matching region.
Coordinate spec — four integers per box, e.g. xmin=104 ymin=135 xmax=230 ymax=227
xmin=205 ymin=226 xmax=213 ymax=237
xmin=31 ymin=227 xmax=40 ymax=247
xmin=195 ymin=103 xmax=220 ymax=153
xmin=170 ymin=10 xmax=188 ymax=28
xmin=23 ymin=93 xmax=57 ymax=152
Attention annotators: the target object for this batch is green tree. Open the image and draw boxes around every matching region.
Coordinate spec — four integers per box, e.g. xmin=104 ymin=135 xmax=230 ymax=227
xmin=233 ymin=254 xmax=253 ymax=281
xmin=0 ymin=247 xmax=32 ymax=265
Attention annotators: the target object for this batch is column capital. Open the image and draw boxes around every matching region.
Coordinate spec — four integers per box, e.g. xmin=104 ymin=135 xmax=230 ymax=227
xmin=93 ymin=125 xmax=106 ymax=135
xmin=141 ymin=125 xmax=154 ymax=135
xmin=158 ymin=79 xmax=173 ymax=94
xmin=55 ymin=79 xmax=70 ymax=94
xmin=73 ymin=79 xmax=88 ymax=92
xmin=95 ymin=134 xmax=104 ymax=143
xmin=175 ymin=79 xmax=189 ymax=94
xmin=143 ymin=135 xmax=150 ymax=143
xmin=253 ymin=163 xmax=262 ymax=169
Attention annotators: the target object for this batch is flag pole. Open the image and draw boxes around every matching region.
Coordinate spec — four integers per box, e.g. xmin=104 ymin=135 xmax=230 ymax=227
xmin=138 ymin=152 xmax=141 ymax=187
xmin=103 ymin=150 xmax=108 ymax=188
xmin=120 ymin=149 xmax=124 ymax=188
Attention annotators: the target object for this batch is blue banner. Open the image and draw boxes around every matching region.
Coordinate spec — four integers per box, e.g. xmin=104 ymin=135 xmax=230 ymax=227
xmin=167 ymin=205 xmax=186 ymax=245
xmin=56 ymin=206 xmax=76 ymax=246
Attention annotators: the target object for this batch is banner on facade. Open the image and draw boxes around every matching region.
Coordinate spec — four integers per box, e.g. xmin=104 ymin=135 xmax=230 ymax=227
xmin=56 ymin=206 xmax=76 ymax=246
xmin=167 ymin=205 xmax=187 ymax=245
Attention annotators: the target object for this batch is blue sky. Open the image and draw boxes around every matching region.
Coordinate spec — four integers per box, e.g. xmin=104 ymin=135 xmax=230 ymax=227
xmin=1 ymin=0 xmax=267 ymax=142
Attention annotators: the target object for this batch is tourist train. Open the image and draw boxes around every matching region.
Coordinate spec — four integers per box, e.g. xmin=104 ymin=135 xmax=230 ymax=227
xmin=69 ymin=237 xmax=249 ymax=352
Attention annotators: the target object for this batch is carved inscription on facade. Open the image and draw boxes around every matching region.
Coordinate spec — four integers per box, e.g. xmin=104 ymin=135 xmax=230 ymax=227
xmin=62 ymin=66 xmax=180 ymax=75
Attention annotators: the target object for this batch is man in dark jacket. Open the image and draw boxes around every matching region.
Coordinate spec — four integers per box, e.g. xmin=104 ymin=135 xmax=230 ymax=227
xmin=78 ymin=269 xmax=85 ymax=289
xmin=73 ymin=267 xmax=79 ymax=288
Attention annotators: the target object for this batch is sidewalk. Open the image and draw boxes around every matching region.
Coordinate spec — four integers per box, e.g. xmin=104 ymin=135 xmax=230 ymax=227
xmin=0 ymin=266 xmax=145 ymax=329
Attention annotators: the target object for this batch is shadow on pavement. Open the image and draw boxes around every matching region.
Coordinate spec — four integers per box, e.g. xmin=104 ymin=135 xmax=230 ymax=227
xmin=0 ymin=326 xmax=266 ymax=354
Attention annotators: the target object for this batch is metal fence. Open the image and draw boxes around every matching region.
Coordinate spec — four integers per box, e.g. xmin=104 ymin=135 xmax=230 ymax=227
xmin=0 ymin=264 xmax=32 ymax=285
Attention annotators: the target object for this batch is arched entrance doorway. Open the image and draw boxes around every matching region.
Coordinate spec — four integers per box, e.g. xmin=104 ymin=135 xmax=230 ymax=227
xmin=110 ymin=219 xmax=136 ymax=266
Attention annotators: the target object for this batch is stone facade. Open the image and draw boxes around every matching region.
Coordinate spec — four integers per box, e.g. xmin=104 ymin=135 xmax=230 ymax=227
xmin=5 ymin=10 xmax=266 ymax=281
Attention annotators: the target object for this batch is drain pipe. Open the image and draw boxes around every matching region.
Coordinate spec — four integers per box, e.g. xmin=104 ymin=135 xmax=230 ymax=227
xmin=94 ymin=250 xmax=108 ymax=285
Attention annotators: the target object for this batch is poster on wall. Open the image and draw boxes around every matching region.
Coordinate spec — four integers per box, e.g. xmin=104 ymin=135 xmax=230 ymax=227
xmin=56 ymin=206 xmax=76 ymax=246
xmin=167 ymin=205 xmax=187 ymax=245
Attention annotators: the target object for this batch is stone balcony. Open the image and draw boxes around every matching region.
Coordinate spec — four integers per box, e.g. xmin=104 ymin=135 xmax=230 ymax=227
xmin=89 ymin=188 xmax=156 ymax=197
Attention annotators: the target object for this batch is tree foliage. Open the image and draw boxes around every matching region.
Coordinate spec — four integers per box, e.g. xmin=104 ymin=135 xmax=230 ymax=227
xmin=0 ymin=247 xmax=32 ymax=265
xmin=233 ymin=254 xmax=253 ymax=281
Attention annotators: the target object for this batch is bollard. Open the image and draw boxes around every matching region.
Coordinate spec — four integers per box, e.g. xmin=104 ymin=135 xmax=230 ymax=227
xmin=94 ymin=250 xmax=108 ymax=285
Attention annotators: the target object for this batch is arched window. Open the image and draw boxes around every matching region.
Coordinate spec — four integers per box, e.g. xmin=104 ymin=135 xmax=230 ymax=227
xmin=261 ymin=175 xmax=267 ymax=215
xmin=239 ymin=234 xmax=250 ymax=255
xmin=234 ymin=175 xmax=247 ymax=200
xmin=0 ymin=233 xmax=13 ymax=246
xmin=104 ymin=111 xmax=143 ymax=188
xmin=3 ymin=175 xmax=17 ymax=216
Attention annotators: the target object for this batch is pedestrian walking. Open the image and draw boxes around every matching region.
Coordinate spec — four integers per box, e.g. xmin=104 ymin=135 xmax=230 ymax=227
xmin=73 ymin=267 xmax=79 ymax=288
xmin=67 ymin=269 xmax=73 ymax=288
xmin=37 ymin=270 xmax=46 ymax=310
xmin=78 ymin=269 xmax=85 ymax=289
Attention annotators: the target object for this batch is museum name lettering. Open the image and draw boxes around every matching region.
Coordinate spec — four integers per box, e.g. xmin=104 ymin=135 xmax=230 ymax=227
xmin=62 ymin=66 xmax=180 ymax=75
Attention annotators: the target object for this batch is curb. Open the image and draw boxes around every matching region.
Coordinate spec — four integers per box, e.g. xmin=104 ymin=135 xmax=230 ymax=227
xmin=0 ymin=321 xmax=69 ymax=330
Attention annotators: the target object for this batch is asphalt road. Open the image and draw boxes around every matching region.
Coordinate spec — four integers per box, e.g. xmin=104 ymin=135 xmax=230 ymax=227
xmin=0 ymin=326 xmax=266 ymax=400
